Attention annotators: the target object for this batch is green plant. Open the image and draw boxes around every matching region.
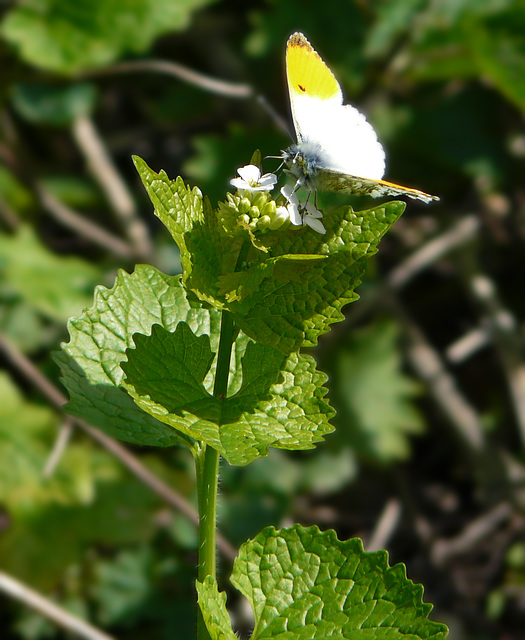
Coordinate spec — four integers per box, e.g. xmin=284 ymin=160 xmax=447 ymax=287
xmin=56 ymin=150 xmax=448 ymax=639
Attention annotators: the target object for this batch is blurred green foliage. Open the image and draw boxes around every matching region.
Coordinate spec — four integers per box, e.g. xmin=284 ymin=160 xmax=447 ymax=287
xmin=0 ymin=0 xmax=524 ymax=638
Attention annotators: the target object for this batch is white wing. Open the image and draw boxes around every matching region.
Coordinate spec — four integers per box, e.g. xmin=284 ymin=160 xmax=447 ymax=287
xmin=291 ymin=92 xmax=386 ymax=181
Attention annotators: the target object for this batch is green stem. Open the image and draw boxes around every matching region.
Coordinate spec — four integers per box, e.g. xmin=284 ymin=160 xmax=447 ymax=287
xmin=196 ymin=310 xmax=235 ymax=639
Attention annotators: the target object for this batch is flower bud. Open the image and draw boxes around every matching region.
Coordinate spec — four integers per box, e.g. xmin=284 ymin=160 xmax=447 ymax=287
xmin=257 ymin=215 xmax=271 ymax=230
xmin=269 ymin=207 xmax=289 ymax=230
xmin=238 ymin=197 xmax=252 ymax=214
xmin=262 ymin=200 xmax=277 ymax=217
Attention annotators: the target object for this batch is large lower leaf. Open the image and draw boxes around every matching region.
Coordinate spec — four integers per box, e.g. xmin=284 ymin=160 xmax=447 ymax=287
xmin=198 ymin=525 xmax=448 ymax=639
xmin=55 ymin=265 xmax=214 ymax=448
xmin=122 ymin=323 xmax=334 ymax=466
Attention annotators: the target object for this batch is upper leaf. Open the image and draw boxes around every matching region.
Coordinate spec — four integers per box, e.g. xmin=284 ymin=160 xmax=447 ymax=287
xmin=134 ymin=157 xmax=405 ymax=353
xmin=226 ymin=198 xmax=404 ymax=352
xmin=1 ymin=0 xmax=215 ymax=74
xmin=122 ymin=323 xmax=334 ymax=466
xmin=199 ymin=525 xmax=448 ymax=639
xmin=133 ymin=155 xmax=239 ymax=307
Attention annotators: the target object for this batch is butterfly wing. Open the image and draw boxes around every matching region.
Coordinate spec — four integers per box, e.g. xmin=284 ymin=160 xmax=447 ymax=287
xmin=315 ymin=168 xmax=439 ymax=204
xmin=286 ymin=32 xmax=385 ymax=180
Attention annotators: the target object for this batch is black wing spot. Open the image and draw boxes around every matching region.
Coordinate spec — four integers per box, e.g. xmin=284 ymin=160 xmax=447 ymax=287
xmin=298 ymin=84 xmax=306 ymax=92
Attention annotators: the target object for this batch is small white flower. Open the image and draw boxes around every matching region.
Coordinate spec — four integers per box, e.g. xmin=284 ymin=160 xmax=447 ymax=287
xmin=280 ymin=184 xmax=298 ymax=205
xmin=230 ymin=165 xmax=277 ymax=192
xmin=280 ymin=185 xmax=302 ymax=226
xmin=303 ymin=202 xmax=326 ymax=234
xmin=280 ymin=185 xmax=326 ymax=234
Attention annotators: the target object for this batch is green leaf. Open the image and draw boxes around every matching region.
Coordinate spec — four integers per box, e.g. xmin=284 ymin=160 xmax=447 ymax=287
xmin=0 ymin=444 xmax=164 ymax=588
xmin=226 ymin=201 xmax=405 ymax=353
xmin=122 ymin=323 xmax=334 ymax=466
xmin=134 ymin=157 xmax=405 ymax=353
xmin=469 ymin=8 xmax=525 ymax=112
xmin=55 ymin=264 xmax=210 ymax=449
xmin=197 ymin=578 xmax=237 ymax=640
xmin=133 ymin=155 xmax=232 ymax=307
xmin=200 ymin=525 xmax=448 ymax=639
xmin=10 ymin=83 xmax=97 ymax=126
xmin=0 ymin=226 xmax=102 ymax=322
xmin=0 ymin=165 xmax=34 ymax=213
xmin=1 ymin=0 xmax=215 ymax=74
xmin=364 ymin=0 xmax=428 ymax=58
xmin=331 ymin=320 xmax=424 ymax=463
xmin=0 ymin=371 xmax=165 ymax=587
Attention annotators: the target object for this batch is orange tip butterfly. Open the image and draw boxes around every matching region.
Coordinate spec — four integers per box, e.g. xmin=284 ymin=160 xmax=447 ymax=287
xmin=282 ymin=32 xmax=438 ymax=204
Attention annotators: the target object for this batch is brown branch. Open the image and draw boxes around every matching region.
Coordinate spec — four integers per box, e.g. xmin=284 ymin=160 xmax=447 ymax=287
xmin=431 ymin=502 xmax=512 ymax=566
xmin=71 ymin=114 xmax=153 ymax=261
xmin=1 ymin=115 xmax=135 ymax=260
xmin=43 ymin=416 xmax=74 ymax=478
xmin=0 ymin=571 xmax=115 ymax=640
xmin=35 ymin=182 xmax=134 ymax=258
xmin=387 ymin=215 xmax=480 ymax=289
xmin=93 ymin=59 xmax=253 ymax=99
xmin=366 ymin=498 xmax=402 ymax=552
xmin=402 ymin=312 xmax=486 ymax=453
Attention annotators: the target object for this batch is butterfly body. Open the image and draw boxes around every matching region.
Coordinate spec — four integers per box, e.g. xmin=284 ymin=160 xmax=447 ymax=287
xmin=283 ymin=32 xmax=438 ymax=204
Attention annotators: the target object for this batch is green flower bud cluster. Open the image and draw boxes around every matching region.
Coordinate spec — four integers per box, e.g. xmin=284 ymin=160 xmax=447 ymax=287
xmin=219 ymin=188 xmax=289 ymax=234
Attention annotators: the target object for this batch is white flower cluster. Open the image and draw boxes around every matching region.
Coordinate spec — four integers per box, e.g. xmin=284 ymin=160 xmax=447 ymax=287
xmin=230 ymin=165 xmax=326 ymax=235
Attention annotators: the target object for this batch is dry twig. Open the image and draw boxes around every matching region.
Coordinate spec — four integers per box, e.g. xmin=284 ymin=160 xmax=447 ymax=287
xmin=366 ymin=498 xmax=402 ymax=552
xmin=0 ymin=572 xmax=115 ymax=640
xmin=387 ymin=215 xmax=480 ymax=289
xmin=72 ymin=114 xmax=153 ymax=261
xmin=431 ymin=502 xmax=512 ymax=566
xmin=35 ymin=182 xmax=134 ymax=258
xmin=96 ymin=59 xmax=253 ymax=98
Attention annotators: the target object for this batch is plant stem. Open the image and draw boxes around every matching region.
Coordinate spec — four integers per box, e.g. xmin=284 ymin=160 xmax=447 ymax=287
xmin=196 ymin=310 xmax=235 ymax=639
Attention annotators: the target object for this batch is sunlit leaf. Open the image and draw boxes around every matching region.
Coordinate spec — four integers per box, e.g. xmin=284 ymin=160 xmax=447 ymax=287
xmin=199 ymin=525 xmax=448 ymax=639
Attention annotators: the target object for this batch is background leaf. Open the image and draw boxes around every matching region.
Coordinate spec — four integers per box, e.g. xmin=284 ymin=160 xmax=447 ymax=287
xmin=1 ymin=0 xmax=216 ymax=74
xmin=328 ymin=320 xmax=424 ymax=463
xmin=0 ymin=225 xmax=102 ymax=322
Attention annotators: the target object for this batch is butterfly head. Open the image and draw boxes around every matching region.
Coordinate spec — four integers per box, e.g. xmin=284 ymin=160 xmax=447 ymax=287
xmin=282 ymin=142 xmax=324 ymax=189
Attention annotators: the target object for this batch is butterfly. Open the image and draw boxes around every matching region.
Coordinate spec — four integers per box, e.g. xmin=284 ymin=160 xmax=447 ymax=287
xmin=282 ymin=32 xmax=438 ymax=204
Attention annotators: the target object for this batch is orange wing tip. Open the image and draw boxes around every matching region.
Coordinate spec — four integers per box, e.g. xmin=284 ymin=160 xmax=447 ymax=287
xmin=378 ymin=179 xmax=440 ymax=203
